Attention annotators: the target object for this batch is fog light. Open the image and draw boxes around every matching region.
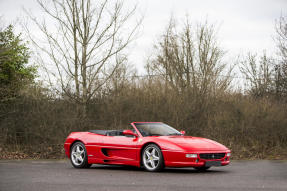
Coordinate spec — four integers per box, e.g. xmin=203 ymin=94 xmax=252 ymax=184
xmin=186 ymin=154 xmax=197 ymax=158
xmin=227 ymin=153 xmax=231 ymax=157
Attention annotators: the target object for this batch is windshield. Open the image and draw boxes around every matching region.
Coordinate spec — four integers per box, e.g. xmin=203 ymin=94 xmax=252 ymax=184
xmin=134 ymin=123 xmax=182 ymax=137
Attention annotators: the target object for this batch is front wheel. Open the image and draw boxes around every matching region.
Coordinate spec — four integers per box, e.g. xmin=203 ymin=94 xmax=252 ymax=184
xmin=142 ymin=144 xmax=164 ymax=172
xmin=70 ymin=142 xmax=91 ymax=168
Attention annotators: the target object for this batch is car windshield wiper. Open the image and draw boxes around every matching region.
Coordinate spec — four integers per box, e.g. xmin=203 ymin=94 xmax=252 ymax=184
xmin=167 ymin=133 xmax=182 ymax=136
xmin=150 ymin=133 xmax=163 ymax=136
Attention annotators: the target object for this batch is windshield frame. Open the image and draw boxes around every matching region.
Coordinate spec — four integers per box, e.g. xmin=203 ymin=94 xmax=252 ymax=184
xmin=131 ymin=122 xmax=182 ymax=137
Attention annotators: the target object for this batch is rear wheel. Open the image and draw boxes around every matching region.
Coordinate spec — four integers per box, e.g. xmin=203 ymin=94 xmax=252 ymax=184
xmin=142 ymin=144 xmax=164 ymax=172
xmin=70 ymin=142 xmax=91 ymax=168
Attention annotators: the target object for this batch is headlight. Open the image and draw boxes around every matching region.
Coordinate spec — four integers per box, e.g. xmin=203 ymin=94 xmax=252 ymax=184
xmin=227 ymin=153 xmax=231 ymax=157
xmin=186 ymin=154 xmax=198 ymax=158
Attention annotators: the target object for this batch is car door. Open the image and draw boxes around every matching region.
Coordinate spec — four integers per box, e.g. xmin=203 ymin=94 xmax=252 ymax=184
xmin=84 ymin=132 xmax=105 ymax=162
xmin=101 ymin=132 xmax=139 ymax=162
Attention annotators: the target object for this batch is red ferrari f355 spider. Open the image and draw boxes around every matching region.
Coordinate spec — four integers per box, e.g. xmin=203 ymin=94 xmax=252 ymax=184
xmin=64 ymin=122 xmax=231 ymax=171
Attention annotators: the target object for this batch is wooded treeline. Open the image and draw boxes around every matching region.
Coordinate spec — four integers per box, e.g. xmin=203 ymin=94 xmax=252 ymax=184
xmin=0 ymin=0 xmax=287 ymax=159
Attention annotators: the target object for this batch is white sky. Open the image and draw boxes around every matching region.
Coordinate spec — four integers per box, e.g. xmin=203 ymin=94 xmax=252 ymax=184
xmin=0 ymin=0 xmax=286 ymax=76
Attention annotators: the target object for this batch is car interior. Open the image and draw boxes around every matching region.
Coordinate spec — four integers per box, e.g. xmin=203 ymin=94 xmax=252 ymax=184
xmin=89 ymin=129 xmax=136 ymax=137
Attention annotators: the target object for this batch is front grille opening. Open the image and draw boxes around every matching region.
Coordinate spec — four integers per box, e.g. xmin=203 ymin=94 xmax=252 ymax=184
xmin=199 ymin=153 xmax=225 ymax=160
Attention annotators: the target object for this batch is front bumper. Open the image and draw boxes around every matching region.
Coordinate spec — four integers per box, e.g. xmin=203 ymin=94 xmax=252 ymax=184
xmin=162 ymin=150 xmax=231 ymax=167
xmin=165 ymin=160 xmax=230 ymax=167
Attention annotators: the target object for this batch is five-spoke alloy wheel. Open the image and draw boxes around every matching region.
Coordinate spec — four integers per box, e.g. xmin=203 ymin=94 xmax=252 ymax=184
xmin=70 ymin=142 xmax=91 ymax=168
xmin=142 ymin=144 xmax=164 ymax=172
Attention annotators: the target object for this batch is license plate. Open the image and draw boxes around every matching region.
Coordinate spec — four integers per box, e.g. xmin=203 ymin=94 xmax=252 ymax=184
xmin=205 ymin=161 xmax=222 ymax=167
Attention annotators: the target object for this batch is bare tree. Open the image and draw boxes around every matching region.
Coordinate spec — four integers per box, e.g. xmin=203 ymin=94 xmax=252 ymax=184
xmin=24 ymin=0 xmax=141 ymax=117
xmin=274 ymin=15 xmax=287 ymax=97
xmin=240 ymin=52 xmax=274 ymax=97
xmin=147 ymin=17 xmax=232 ymax=98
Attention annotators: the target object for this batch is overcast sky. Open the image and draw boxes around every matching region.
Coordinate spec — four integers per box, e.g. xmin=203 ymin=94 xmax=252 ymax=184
xmin=0 ymin=0 xmax=286 ymax=75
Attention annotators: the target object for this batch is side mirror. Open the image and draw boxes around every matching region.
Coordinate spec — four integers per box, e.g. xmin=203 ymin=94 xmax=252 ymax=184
xmin=180 ymin=130 xmax=186 ymax=135
xmin=123 ymin=130 xmax=138 ymax=137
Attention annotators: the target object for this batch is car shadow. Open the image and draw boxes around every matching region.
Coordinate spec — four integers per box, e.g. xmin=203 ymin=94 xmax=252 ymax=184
xmin=88 ymin=164 xmax=229 ymax=174
xmin=163 ymin=167 xmax=228 ymax=174
xmin=90 ymin=164 xmax=142 ymax=171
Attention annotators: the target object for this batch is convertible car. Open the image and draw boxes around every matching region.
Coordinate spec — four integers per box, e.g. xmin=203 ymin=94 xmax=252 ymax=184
xmin=64 ymin=122 xmax=231 ymax=171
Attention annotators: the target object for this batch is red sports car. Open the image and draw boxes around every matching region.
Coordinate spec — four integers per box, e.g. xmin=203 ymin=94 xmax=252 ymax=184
xmin=64 ymin=122 xmax=231 ymax=171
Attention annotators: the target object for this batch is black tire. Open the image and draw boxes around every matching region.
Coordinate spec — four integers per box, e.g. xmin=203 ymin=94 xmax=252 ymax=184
xmin=142 ymin=144 xmax=164 ymax=172
xmin=70 ymin=142 xmax=91 ymax=168
xmin=194 ymin=166 xmax=210 ymax=171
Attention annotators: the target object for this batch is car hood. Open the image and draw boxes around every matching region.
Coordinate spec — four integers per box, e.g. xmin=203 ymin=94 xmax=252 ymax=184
xmin=158 ymin=136 xmax=229 ymax=151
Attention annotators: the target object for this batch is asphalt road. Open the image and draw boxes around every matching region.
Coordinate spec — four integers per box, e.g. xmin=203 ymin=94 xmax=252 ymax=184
xmin=0 ymin=160 xmax=287 ymax=191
